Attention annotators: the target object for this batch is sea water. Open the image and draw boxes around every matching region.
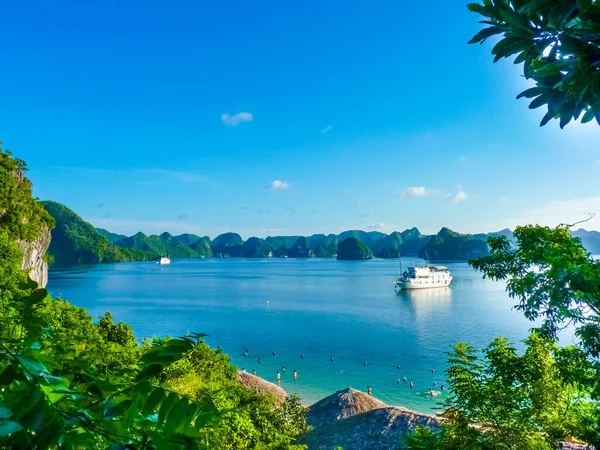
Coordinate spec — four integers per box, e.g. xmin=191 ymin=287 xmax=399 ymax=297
xmin=47 ymin=257 xmax=558 ymax=413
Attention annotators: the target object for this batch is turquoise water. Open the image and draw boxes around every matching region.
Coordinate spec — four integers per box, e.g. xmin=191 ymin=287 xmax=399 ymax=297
xmin=47 ymin=258 xmax=548 ymax=413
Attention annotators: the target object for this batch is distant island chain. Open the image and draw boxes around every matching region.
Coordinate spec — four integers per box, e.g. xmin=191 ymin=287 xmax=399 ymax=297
xmin=42 ymin=201 xmax=600 ymax=265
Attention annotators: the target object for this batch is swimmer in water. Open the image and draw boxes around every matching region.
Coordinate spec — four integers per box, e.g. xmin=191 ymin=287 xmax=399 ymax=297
xmin=300 ymin=354 xmax=304 ymax=358
xmin=293 ymin=370 xmax=297 ymax=380
xmin=429 ymin=388 xmax=433 ymax=396
xmin=397 ymin=378 xmax=400 ymax=384
xmin=441 ymin=385 xmax=444 ymax=391
xmin=330 ymin=357 xmax=334 ymax=362
xmin=246 ymin=347 xmax=249 ymax=353
xmin=367 ymin=386 xmax=372 ymax=396
xmin=433 ymin=381 xmax=437 ymax=386
xmin=410 ymin=381 xmax=414 ymax=388
xmin=403 ymin=377 xmax=407 ymax=382
xmin=272 ymin=351 xmax=276 ymax=356
xmin=277 ymin=371 xmax=281 ymax=381
xmin=364 ymin=361 xmax=368 ymax=366
xmin=258 ymin=358 xmax=261 ymax=363
xmin=397 ymin=365 xmax=400 ymax=370
xmin=253 ymin=369 xmax=256 ymax=376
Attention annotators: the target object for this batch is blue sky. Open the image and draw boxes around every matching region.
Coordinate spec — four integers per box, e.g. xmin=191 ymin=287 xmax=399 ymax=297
xmin=2 ymin=0 xmax=599 ymax=238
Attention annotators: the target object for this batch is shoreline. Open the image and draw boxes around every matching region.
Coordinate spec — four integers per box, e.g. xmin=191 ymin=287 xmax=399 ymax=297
xmin=237 ymin=370 xmax=438 ymax=420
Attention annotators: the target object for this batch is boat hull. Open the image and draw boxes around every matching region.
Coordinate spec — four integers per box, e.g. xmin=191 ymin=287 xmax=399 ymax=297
xmin=394 ymin=281 xmax=451 ymax=290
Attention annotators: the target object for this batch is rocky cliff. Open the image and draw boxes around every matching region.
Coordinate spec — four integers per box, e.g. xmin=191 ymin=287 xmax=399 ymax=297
xmin=17 ymin=223 xmax=51 ymax=288
xmin=1 ymin=151 xmax=55 ymax=288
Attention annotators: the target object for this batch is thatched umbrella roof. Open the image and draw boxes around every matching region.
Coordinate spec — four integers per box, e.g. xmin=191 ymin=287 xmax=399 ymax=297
xmin=299 ymin=405 xmax=440 ymax=450
xmin=307 ymin=387 xmax=388 ymax=428
xmin=237 ymin=371 xmax=288 ymax=404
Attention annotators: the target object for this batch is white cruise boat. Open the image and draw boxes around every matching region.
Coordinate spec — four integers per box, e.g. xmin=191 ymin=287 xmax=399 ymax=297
xmin=158 ymin=256 xmax=171 ymax=265
xmin=394 ymin=264 xmax=452 ymax=290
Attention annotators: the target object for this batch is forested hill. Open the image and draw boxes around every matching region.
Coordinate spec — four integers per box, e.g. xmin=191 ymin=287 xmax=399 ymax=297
xmin=42 ymin=201 xmax=600 ymax=264
xmin=43 ymin=201 xmax=155 ymax=264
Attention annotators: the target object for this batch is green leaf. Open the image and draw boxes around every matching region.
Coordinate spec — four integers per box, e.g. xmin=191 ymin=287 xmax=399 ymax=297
xmin=529 ymin=95 xmax=547 ymax=109
xmin=41 ymin=381 xmax=69 ymax=404
xmin=516 ymin=87 xmax=545 ymax=100
xmin=19 ymin=276 xmax=39 ymax=291
xmin=581 ymin=107 xmax=596 ymax=123
xmin=158 ymin=392 xmax=178 ymax=425
xmin=540 ymin=110 xmax=555 ymax=127
xmin=24 ymin=288 xmax=48 ymax=307
xmin=0 ymin=406 xmax=12 ymax=420
xmin=577 ymin=0 xmax=592 ymax=12
xmin=468 ymin=26 xmax=504 ymax=44
xmin=15 ymin=354 xmax=48 ymax=376
xmin=165 ymin=397 xmax=188 ymax=434
xmin=143 ymin=387 xmax=165 ymax=417
xmin=467 ymin=3 xmax=487 ymax=15
xmin=0 ymin=420 xmax=23 ymax=437
xmin=136 ymin=363 xmax=164 ymax=381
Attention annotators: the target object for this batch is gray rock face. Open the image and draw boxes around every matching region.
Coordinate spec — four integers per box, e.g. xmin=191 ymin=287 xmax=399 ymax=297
xmin=17 ymin=224 xmax=51 ymax=288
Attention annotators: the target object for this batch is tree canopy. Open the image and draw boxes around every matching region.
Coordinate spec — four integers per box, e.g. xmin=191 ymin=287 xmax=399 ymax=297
xmin=467 ymin=0 xmax=600 ymax=127
xmin=406 ymin=224 xmax=600 ymax=448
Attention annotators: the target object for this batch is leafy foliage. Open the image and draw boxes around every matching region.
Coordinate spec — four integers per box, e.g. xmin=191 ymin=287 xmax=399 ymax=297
xmin=43 ymin=201 xmax=156 ymax=264
xmin=406 ymin=335 xmax=598 ymax=449
xmin=116 ymin=232 xmax=213 ymax=259
xmin=336 ymin=238 xmax=373 ymax=260
xmin=407 ymin=224 xmax=600 ymax=448
xmin=467 ymin=0 xmax=600 ymax=127
xmin=0 ymin=147 xmax=54 ymax=242
xmin=0 ymin=149 xmax=309 ymax=448
xmin=0 ymin=236 xmax=308 ymax=448
xmin=470 ymin=224 xmax=600 ymax=359
xmin=419 ymin=228 xmax=489 ymax=261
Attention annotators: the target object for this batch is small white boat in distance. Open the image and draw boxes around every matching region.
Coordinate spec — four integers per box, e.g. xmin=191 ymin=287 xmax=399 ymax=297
xmin=158 ymin=256 xmax=171 ymax=265
xmin=394 ymin=264 xmax=452 ymax=290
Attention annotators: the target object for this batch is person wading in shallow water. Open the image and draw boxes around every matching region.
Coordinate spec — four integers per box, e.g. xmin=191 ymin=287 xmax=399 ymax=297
xmin=367 ymin=386 xmax=372 ymax=395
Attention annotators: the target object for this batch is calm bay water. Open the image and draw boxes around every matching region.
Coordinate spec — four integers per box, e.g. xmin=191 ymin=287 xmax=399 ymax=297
xmin=46 ymin=258 xmax=560 ymax=413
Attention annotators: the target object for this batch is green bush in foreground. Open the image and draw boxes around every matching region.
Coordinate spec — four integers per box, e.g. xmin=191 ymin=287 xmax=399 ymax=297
xmin=406 ymin=224 xmax=600 ymax=449
xmin=0 ymin=230 xmax=307 ymax=449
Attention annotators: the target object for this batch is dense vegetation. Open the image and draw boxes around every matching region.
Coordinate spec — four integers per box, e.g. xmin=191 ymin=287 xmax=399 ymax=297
xmin=116 ymin=232 xmax=213 ymax=259
xmin=406 ymin=225 xmax=600 ymax=448
xmin=45 ymin=199 xmax=600 ymax=264
xmin=43 ymin=201 xmax=155 ymax=264
xmin=468 ymin=0 xmax=600 ymax=128
xmin=419 ymin=227 xmax=489 ymax=260
xmin=0 ymin=151 xmax=309 ymax=448
xmin=0 ymin=149 xmax=54 ymax=242
xmin=336 ymin=237 xmax=373 ymax=260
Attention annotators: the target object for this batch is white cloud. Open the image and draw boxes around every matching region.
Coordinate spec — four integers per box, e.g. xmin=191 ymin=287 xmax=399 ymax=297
xmin=271 ymin=180 xmax=289 ymax=189
xmin=367 ymin=222 xmax=386 ymax=230
xmin=443 ymin=189 xmax=469 ymax=203
xmin=321 ymin=125 xmax=332 ymax=133
xmin=221 ymin=112 xmax=253 ymax=126
xmin=402 ymin=186 xmax=433 ymax=197
xmin=458 ymin=155 xmax=468 ymax=162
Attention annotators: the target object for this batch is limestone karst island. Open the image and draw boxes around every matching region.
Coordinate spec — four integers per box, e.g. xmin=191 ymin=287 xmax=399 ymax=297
xmin=1 ymin=1 xmax=600 ymax=449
